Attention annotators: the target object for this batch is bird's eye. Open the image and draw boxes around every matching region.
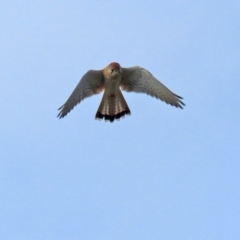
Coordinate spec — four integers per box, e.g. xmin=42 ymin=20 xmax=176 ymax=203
xmin=111 ymin=69 xmax=114 ymax=73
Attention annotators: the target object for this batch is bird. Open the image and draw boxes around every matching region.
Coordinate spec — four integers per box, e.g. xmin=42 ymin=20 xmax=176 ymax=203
xmin=57 ymin=62 xmax=185 ymax=122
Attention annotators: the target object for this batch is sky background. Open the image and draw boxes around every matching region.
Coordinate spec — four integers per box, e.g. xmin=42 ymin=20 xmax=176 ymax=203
xmin=1 ymin=1 xmax=240 ymax=239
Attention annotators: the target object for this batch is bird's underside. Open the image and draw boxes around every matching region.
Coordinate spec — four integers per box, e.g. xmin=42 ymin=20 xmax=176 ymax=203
xmin=57 ymin=62 xmax=185 ymax=122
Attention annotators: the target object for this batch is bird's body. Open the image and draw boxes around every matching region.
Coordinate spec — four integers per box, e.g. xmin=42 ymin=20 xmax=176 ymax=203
xmin=58 ymin=62 xmax=185 ymax=122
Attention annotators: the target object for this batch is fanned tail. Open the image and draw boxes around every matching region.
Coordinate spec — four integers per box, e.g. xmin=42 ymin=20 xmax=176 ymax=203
xmin=95 ymin=89 xmax=131 ymax=122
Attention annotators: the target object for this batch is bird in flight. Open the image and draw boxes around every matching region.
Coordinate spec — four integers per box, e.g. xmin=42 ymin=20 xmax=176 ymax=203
xmin=57 ymin=62 xmax=185 ymax=122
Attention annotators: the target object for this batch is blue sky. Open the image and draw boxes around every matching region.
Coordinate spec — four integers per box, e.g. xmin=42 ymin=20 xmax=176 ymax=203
xmin=1 ymin=1 xmax=240 ymax=239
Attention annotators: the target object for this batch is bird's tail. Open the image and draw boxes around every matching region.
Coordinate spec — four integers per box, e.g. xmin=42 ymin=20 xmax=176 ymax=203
xmin=95 ymin=89 xmax=131 ymax=122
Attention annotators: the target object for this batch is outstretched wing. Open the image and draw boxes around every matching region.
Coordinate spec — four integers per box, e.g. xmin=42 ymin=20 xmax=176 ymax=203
xmin=121 ymin=66 xmax=185 ymax=108
xmin=58 ymin=70 xmax=104 ymax=118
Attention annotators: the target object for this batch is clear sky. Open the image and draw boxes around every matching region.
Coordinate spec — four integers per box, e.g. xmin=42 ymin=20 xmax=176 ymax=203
xmin=1 ymin=1 xmax=240 ymax=239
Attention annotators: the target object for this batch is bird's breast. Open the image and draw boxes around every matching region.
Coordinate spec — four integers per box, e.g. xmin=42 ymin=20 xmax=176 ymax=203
xmin=104 ymin=76 xmax=121 ymax=94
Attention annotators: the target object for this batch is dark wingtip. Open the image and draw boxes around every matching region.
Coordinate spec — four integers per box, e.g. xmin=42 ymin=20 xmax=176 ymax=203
xmin=57 ymin=105 xmax=65 ymax=119
xmin=95 ymin=109 xmax=131 ymax=122
xmin=175 ymin=95 xmax=185 ymax=109
xmin=57 ymin=113 xmax=63 ymax=119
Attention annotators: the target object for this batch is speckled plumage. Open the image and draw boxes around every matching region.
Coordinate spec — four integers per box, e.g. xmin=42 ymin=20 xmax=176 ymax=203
xmin=58 ymin=62 xmax=185 ymax=122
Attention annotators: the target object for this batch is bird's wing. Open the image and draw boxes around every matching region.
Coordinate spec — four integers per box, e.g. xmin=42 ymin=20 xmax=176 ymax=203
xmin=58 ymin=70 xmax=104 ymax=118
xmin=121 ymin=66 xmax=185 ymax=108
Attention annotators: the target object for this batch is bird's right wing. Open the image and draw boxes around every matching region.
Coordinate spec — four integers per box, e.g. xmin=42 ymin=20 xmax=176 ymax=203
xmin=58 ymin=70 xmax=104 ymax=118
xmin=121 ymin=66 xmax=185 ymax=108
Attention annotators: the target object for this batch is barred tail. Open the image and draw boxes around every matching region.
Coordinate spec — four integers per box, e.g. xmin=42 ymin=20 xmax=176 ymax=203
xmin=95 ymin=90 xmax=131 ymax=122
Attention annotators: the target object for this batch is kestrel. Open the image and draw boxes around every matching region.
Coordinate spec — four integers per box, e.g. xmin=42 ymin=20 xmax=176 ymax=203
xmin=57 ymin=62 xmax=185 ymax=122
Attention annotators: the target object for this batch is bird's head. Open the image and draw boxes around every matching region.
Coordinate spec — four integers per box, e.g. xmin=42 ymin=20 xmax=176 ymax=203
xmin=103 ymin=62 xmax=122 ymax=79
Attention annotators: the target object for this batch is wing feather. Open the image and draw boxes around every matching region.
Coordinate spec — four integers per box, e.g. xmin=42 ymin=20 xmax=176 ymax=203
xmin=58 ymin=70 xmax=104 ymax=118
xmin=121 ymin=67 xmax=185 ymax=108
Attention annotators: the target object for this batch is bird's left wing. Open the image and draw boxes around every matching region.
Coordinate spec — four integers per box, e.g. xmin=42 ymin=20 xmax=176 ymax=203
xmin=58 ymin=70 xmax=104 ymax=118
xmin=121 ymin=66 xmax=185 ymax=108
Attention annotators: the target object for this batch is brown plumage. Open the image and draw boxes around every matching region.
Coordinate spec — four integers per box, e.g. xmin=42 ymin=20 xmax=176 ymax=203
xmin=58 ymin=62 xmax=185 ymax=122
